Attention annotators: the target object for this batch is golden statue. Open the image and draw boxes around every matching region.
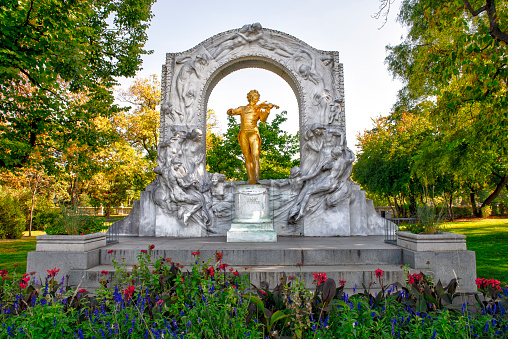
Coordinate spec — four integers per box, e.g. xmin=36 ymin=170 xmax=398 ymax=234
xmin=227 ymin=90 xmax=279 ymax=184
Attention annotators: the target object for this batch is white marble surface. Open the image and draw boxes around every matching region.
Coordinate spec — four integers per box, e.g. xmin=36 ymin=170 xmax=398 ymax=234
xmin=228 ymin=185 xmax=277 ymax=242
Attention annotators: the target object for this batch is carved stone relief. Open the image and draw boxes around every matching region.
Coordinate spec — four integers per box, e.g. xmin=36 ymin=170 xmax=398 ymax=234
xmin=116 ymin=23 xmax=389 ymax=238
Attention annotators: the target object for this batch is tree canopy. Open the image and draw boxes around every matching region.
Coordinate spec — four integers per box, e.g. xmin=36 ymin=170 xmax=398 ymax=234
xmin=0 ymin=0 xmax=156 ymax=168
xmin=354 ymin=0 xmax=508 ymax=217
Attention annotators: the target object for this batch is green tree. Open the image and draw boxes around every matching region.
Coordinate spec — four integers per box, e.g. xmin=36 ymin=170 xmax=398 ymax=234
xmin=385 ymin=0 xmax=508 ymax=216
xmin=116 ymin=75 xmax=160 ymax=163
xmin=0 ymin=0 xmax=156 ymax=169
xmin=353 ymin=114 xmax=431 ymax=217
xmin=207 ymin=111 xmax=300 ymax=181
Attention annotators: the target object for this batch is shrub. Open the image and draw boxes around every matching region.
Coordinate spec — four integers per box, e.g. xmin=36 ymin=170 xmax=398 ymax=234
xmin=0 ymin=194 xmax=25 ymax=239
xmin=481 ymin=205 xmax=492 ymax=218
xmin=417 ymin=204 xmax=445 ymax=234
xmin=32 ymin=209 xmax=62 ymax=231
xmin=451 ymin=206 xmax=472 ymax=219
xmin=45 ymin=206 xmax=104 ymax=235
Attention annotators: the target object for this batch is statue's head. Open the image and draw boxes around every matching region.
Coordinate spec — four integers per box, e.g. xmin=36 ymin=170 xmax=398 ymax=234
xmin=331 ymin=146 xmax=343 ymax=159
xmin=247 ymin=90 xmax=260 ymax=103
xmin=251 ymin=22 xmax=262 ymax=32
xmin=289 ymin=166 xmax=301 ymax=179
xmin=189 ymin=128 xmax=203 ymax=140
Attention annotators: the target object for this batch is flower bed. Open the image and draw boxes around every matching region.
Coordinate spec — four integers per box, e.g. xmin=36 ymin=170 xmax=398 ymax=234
xmin=0 ymin=247 xmax=507 ymax=338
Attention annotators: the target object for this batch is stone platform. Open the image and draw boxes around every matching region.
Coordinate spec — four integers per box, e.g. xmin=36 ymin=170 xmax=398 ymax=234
xmin=59 ymin=236 xmax=476 ymax=292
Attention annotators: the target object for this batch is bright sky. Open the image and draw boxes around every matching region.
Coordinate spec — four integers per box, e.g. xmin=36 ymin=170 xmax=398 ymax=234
xmin=117 ymin=0 xmax=406 ymax=154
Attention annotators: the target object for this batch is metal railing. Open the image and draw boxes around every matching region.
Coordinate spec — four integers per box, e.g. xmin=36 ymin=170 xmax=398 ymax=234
xmin=384 ymin=217 xmax=419 ymax=245
xmin=102 ymin=219 xmax=119 ymax=244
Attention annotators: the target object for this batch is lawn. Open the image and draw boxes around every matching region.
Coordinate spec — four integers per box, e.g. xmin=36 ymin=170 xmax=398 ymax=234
xmin=0 ymin=232 xmax=40 ymax=273
xmin=442 ymin=217 xmax=508 ymax=285
xmin=1 ymin=218 xmax=506 ymax=286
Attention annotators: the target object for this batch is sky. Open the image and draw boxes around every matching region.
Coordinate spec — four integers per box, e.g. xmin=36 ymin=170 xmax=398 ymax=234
xmin=117 ymin=0 xmax=407 ymax=154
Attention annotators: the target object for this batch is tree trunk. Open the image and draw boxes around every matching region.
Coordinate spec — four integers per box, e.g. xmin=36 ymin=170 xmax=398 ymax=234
xmin=386 ymin=195 xmax=396 ymax=217
xmin=470 ymin=191 xmax=480 ymax=217
xmin=29 ymin=191 xmax=35 ymax=237
xmin=409 ymin=193 xmax=417 ymax=217
xmin=449 ymin=192 xmax=454 ymax=221
xmin=480 ymin=174 xmax=508 ymax=209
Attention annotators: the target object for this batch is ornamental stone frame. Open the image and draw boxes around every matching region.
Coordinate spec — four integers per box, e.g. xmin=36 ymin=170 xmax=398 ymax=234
xmin=115 ymin=23 xmax=389 ymax=238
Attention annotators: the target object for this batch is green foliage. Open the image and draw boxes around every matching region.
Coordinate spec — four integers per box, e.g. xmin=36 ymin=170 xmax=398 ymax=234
xmin=31 ymin=209 xmax=61 ymax=232
xmin=2 ymin=250 xmax=508 ymax=338
xmin=384 ymin=0 xmax=508 ymax=216
xmin=481 ymin=205 xmax=493 ymax=218
xmin=44 ymin=206 xmax=104 ymax=235
xmin=417 ymin=204 xmax=446 ymax=234
xmin=0 ymin=0 xmax=156 ymax=169
xmin=207 ymin=111 xmax=300 ymax=181
xmin=0 ymin=193 xmax=25 ymax=239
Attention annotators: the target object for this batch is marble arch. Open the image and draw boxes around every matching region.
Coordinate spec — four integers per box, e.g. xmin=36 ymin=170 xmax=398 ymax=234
xmin=116 ymin=23 xmax=388 ymax=238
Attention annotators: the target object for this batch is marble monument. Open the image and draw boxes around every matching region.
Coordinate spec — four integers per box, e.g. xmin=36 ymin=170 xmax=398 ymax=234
xmin=114 ymin=23 xmax=392 ymax=238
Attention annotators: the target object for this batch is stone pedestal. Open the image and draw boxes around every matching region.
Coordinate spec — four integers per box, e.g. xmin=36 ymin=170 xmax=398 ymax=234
xmin=227 ymin=185 xmax=277 ymax=242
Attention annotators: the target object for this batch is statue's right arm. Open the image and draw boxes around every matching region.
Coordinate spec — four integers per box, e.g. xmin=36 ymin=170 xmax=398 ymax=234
xmin=227 ymin=107 xmax=242 ymax=116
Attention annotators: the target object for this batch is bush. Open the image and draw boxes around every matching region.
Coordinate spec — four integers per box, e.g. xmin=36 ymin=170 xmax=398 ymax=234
xmin=481 ymin=205 xmax=492 ymax=218
xmin=451 ymin=206 xmax=472 ymax=219
xmin=44 ymin=206 xmax=105 ymax=235
xmin=0 ymin=194 xmax=25 ymax=239
xmin=31 ymin=209 xmax=62 ymax=231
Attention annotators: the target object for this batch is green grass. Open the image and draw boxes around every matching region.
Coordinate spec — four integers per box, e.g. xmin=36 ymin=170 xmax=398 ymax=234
xmin=442 ymin=217 xmax=508 ymax=285
xmin=0 ymin=236 xmax=37 ymax=273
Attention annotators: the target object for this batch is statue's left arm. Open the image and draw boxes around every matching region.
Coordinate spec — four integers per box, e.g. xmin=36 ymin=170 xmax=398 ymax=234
xmin=258 ymin=102 xmax=279 ymax=122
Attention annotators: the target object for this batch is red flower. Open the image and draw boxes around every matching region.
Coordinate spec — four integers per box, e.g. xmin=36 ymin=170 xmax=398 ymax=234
xmin=408 ymin=275 xmax=415 ymax=284
xmin=339 ymin=279 xmax=346 ymax=287
xmin=47 ymin=268 xmax=60 ymax=277
xmin=375 ymin=268 xmax=384 ymax=279
xmin=149 ymin=244 xmax=155 ymax=250
xmin=476 ymin=277 xmax=502 ymax=291
xmin=81 ymin=233 xmax=85 ymax=235
xmin=207 ymin=266 xmax=215 ymax=276
xmin=244 ymin=267 xmax=248 ymax=270
xmin=156 ymin=299 xmax=163 ymax=305
xmin=288 ymin=275 xmax=296 ymax=281
xmin=78 ymin=289 xmax=86 ymax=293
xmin=233 ymin=271 xmax=239 ymax=276
xmin=107 ymin=250 xmax=114 ymax=254
xmin=180 ymin=276 xmax=185 ymax=282
xmin=124 ymin=285 xmax=135 ymax=299
xmin=215 ymin=252 xmax=223 ymax=262
xmin=19 ymin=275 xmax=30 ymax=289
xmin=312 ymin=272 xmax=327 ymax=286
xmin=29 ymin=271 xmax=36 ymax=276
xmin=101 ymin=270 xmax=109 ymax=276
xmin=191 ymin=251 xmax=200 ymax=256
xmin=0 ymin=270 xmax=8 ymax=277
xmin=218 ymin=263 xmax=228 ymax=271
xmin=179 ymin=265 xmax=184 ymax=269
xmin=296 ymin=263 xmax=303 ymax=267
xmin=229 ymin=268 xmax=234 ymax=272
xmin=141 ymin=250 xmax=147 ymax=254
xmin=259 ymin=289 xmax=268 ymax=296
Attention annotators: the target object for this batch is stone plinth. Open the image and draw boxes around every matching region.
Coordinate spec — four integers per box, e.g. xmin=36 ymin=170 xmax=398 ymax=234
xmin=36 ymin=232 xmax=106 ymax=252
xmin=397 ymin=231 xmax=466 ymax=252
xmin=227 ymin=185 xmax=277 ymax=242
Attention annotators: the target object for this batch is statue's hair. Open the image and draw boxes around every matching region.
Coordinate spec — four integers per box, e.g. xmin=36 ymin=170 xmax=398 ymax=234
xmin=247 ymin=90 xmax=260 ymax=102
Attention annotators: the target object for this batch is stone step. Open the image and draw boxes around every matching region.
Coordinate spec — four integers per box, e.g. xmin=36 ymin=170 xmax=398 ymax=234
xmin=100 ymin=246 xmax=402 ymax=266
xmin=70 ymin=264 xmax=405 ymax=291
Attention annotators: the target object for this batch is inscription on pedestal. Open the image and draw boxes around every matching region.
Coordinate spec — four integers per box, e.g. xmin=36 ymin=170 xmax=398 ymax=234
xmin=228 ymin=184 xmax=277 ymax=242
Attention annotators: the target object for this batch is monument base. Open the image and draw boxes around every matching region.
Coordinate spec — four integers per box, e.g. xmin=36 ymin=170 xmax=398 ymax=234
xmin=227 ymin=184 xmax=277 ymax=242
xmin=227 ymin=225 xmax=277 ymax=242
